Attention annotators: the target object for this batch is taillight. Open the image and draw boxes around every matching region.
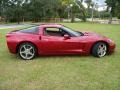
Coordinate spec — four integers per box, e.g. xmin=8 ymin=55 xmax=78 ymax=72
xmin=6 ymin=34 xmax=11 ymax=37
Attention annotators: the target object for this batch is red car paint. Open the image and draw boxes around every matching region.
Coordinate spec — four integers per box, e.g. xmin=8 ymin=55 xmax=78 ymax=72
xmin=6 ymin=24 xmax=115 ymax=56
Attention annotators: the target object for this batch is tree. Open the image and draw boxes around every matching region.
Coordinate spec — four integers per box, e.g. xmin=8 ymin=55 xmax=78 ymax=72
xmin=0 ymin=0 xmax=9 ymax=20
xmin=105 ymin=0 xmax=120 ymax=23
xmin=1 ymin=0 xmax=27 ymax=24
xmin=0 ymin=0 xmax=87 ymax=23
xmin=85 ymin=0 xmax=92 ymax=17
xmin=61 ymin=0 xmax=72 ymax=6
xmin=116 ymin=0 xmax=120 ymax=19
xmin=106 ymin=0 xmax=116 ymax=17
xmin=27 ymin=0 xmax=63 ymax=22
xmin=85 ymin=0 xmax=92 ymax=10
xmin=75 ymin=0 xmax=87 ymax=22
xmin=116 ymin=5 xmax=120 ymax=19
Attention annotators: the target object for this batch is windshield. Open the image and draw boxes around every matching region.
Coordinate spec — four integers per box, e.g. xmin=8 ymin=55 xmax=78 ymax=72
xmin=62 ymin=26 xmax=83 ymax=37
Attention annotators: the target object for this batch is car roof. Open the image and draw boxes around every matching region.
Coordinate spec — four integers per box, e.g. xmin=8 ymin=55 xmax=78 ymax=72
xmin=39 ymin=23 xmax=63 ymax=28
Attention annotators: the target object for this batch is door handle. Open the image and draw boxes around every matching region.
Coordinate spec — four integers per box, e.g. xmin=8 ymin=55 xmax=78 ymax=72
xmin=39 ymin=36 xmax=41 ymax=40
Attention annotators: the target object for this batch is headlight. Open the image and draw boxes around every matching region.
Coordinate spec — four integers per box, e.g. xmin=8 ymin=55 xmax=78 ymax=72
xmin=107 ymin=39 xmax=115 ymax=46
xmin=107 ymin=39 xmax=114 ymax=43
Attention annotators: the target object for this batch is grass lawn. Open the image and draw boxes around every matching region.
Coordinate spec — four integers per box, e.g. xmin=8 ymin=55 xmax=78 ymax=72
xmin=0 ymin=23 xmax=120 ymax=90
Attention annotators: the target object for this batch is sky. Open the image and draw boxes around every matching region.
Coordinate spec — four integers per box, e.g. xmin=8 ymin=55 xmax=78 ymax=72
xmin=95 ymin=0 xmax=107 ymax=11
xmin=82 ymin=0 xmax=107 ymax=11
xmin=94 ymin=0 xmax=106 ymax=5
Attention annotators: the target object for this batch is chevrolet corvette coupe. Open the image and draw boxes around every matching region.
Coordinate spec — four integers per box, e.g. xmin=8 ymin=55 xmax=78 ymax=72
xmin=6 ymin=24 xmax=115 ymax=60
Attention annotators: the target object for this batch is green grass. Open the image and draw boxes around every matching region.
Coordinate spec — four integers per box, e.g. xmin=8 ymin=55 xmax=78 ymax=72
xmin=0 ymin=23 xmax=120 ymax=90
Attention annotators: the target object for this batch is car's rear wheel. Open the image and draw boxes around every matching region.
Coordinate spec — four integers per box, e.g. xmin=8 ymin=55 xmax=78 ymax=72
xmin=18 ymin=42 xmax=37 ymax=60
xmin=92 ymin=42 xmax=107 ymax=58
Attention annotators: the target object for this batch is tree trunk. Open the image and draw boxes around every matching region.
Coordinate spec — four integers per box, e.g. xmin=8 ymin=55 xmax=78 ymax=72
xmin=108 ymin=14 xmax=112 ymax=24
xmin=17 ymin=16 xmax=20 ymax=24
xmin=82 ymin=12 xmax=86 ymax=22
xmin=71 ymin=13 xmax=75 ymax=23
xmin=17 ymin=20 xmax=20 ymax=24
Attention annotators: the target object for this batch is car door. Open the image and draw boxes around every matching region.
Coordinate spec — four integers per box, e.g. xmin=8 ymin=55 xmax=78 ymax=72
xmin=58 ymin=27 xmax=84 ymax=54
xmin=40 ymin=27 xmax=84 ymax=55
xmin=39 ymin=27 xmax=66 ymax=55
xmin=61 ymin=36 xmax=84 ymax=54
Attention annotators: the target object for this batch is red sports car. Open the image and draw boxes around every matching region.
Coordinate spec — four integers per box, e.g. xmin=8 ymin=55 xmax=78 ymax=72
xmin=6 ymin=24 xmax=115 ymax=60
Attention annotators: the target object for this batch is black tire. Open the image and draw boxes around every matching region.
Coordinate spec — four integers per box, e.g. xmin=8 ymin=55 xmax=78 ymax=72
xmin=92 ymin=42 xmax=107 ymax=58
xmin=18 ymin=42 xmax=37 ymax=60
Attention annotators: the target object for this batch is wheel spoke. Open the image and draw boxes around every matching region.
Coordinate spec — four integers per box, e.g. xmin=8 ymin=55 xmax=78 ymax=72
xmin=28 ymin=51 xmax=34 ymax=56
xmin=20 ymin=51 xmax=26 ymax=54
xmin=25 ymin=53 xmax=29 ymax=58
xmin=29 ymin=46 xmax=33 ymax=50
xmin=97 ymin=44 xmax=107 ymax=57
xmin=103 ymin=46 xmax=106 ymax=51
xmin=99 ymin=45 xmax=103 ymax=49
xmin=19 ymin=44 xmax=35 ymax=60
xmin=23 ymin=45 xmax=27 ymax=50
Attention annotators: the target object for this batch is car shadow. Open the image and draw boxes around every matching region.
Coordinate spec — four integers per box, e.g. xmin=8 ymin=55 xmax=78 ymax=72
xmin=36 ymin=54 xmax=91 ymax=59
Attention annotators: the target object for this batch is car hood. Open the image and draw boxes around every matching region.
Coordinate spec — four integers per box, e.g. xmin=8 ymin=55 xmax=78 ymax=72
xmin=79 ymin=31 xmax=111 ymax=42
xmin=82 ymin=32 xmax=99 ymax=36
xmin=82 ymin=31 xmax=107 ymax=38
xmin=81 ymin=31 xmax=115 ymax=45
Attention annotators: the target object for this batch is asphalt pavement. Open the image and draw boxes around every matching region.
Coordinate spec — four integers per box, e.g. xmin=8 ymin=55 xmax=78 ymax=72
xmin=0 ymin=24 xmax=33 ymax=29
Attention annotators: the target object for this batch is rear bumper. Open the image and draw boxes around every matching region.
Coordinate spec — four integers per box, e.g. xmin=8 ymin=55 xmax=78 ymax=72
xmin=7 ymin=41 xmax=17 ymax=54
xmin=6 ymin=35 xmax=18 ymax=54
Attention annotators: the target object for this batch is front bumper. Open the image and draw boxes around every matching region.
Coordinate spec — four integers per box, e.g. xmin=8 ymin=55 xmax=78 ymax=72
xmin=108 ymin=43 xmax=116 ymax=54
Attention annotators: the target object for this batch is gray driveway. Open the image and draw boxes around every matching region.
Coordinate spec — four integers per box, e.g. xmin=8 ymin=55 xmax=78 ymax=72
xmin=0 ymin=24 xmax=33 ymax=29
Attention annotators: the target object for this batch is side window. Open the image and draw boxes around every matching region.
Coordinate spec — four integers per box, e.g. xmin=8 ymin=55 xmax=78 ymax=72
xmin=19 ymin=26 xmax=39 ymax=34
xmin=44 ymin=27 xmax=62 ymax=37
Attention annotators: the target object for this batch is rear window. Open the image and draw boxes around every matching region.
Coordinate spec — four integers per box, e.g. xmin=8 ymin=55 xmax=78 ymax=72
xmin=19 ymin=26 xmax=39 ymax=34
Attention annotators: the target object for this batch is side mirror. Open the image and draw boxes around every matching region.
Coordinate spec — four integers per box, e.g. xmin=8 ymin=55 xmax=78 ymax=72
xmin=64 ymin=34 xmax=70 ymax=40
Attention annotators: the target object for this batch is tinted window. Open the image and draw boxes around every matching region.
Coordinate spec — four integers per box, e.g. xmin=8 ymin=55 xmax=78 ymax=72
xmin=61 ymin=26 xmax=83 ymax=37
xmin=19 ymin=26 xmax=39 ymax=34
xmin=44 ymin=27 xmax=62 ymax=36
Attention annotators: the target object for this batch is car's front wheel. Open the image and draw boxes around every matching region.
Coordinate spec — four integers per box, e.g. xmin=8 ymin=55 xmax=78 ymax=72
xmin=92 ymin=42 xmax=108 ymax=58
xmin=18 ymin=42 xmax=37 ymax=60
